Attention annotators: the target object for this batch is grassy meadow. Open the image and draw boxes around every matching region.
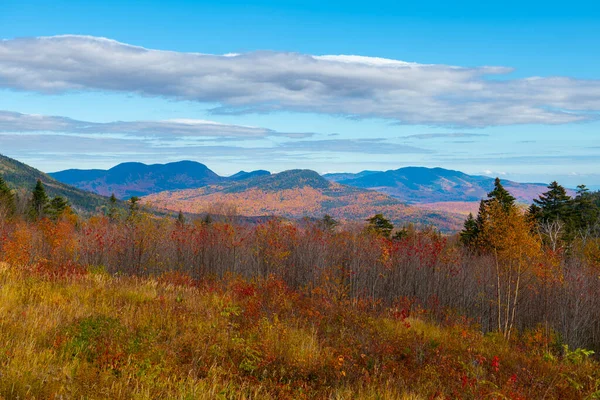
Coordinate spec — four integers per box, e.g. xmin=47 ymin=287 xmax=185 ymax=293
xmin=0 ymin=261 xmax=599 ymax=399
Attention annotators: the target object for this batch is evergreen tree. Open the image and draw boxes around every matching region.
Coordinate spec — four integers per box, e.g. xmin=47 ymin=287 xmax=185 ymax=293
xmin=107 ymin=193 xmax=119 ymax=221
xmin=531 ymin=181 xmax=576 ymax=247
xmin=572 ymin=185 xmax=599 ymax=233
xmin=127 ymin=196 xmax=140 ymax=221
xmin=527 ymin=203 xmax=542 ymax=222
xmin=459 ymin=213 xmax=479 ymax=247
xmin=392 ymin=227 xmax=409 ymax=240
xmin=533 ymin=181 xmax=572 ymax=223
xmin=461 ymin=180 xmax=518 ymax=250
xmin=46 ymin=196 xmax=70 ymax=220
xmin=460 ymin=200 xmax=489 ymax=249
xmin=0 ymin=175 xmax=16 ymax=216
xmin=366 ymin=214 xmax=394 ymax=238
xmin=177 ymin=210 xmax=186 ymax=226
xmin=486 ymin=177 xmax=516 ymax=211
xmin=322 ymin=214 xmax=338 ymax=232
xmin=28 ymin=179 xmax=49 ymax=220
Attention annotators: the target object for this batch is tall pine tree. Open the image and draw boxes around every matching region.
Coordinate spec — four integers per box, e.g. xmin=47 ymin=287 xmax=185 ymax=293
xmin=486 ymin=177 xmax=516 ymax=211
xmin=532 ymin=181 xmax=572 ymax=223
xmin=28 ymin=179 xmax=49 ymax=220
xmin=47 ymin=196 xmax=70 ymax=220
xmin=366 ymin=214 xmax=394 ymax=238
xmin=107 ymin=193 xmax=119 ymax=221
xmin=572 ymin=185 xmax=599 ymax=233
xmin=460 ymin=179 xmax=516 ymax=250
xmin=531 ymin=181 xmax=575 ymax=248
xmin=176 ymin=210 xmax=186 ymax=226
xmin=0 ymin=175 xmax=16 ymax=216
xmin=459 ymin=213 xmax=479 ymax=247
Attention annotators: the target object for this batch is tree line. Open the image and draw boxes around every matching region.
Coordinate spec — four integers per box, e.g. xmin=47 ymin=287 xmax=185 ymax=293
xmin=0 ymin=177 xmax=72 ymax=221
xmin=461 ymin=178 xmax=600 ymax=253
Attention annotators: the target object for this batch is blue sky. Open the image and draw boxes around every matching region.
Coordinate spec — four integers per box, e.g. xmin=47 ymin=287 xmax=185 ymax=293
xmin=1 ymin=0 xmax=599 ymax=188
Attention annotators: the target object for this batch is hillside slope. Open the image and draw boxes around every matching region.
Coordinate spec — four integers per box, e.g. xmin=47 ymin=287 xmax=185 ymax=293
xmin=229 ymin=170 xmax=271 ymax=181
xmin=325 ymin=166 xmax=550 ymax=204
xmin=143 ymin=169 xmax=465 ymax=231
xmin=0 ymin=153 xmax=110 ymax=213
xmin=50 ymin=161 xmax=273 ymax=199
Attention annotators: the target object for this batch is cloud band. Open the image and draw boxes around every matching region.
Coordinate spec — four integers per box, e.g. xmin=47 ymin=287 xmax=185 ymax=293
xmin=1 ymin=35 xmax=599 ymax=127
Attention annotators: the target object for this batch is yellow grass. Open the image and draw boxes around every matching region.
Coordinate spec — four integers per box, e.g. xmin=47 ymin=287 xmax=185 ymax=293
xmin=0 ymin=264 xmax=598 ymax=399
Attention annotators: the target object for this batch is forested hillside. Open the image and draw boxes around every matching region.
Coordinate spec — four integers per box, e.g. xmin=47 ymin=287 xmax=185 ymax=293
xmin=143 ymin=169 xmax=465 ymax=231
xmin=0 ymin=153 xmax=111 ymax=213
xmin=325 ymin=166 xmax=555 ymax=204
xmin=50 ymin=160 xmax=225 ymax=199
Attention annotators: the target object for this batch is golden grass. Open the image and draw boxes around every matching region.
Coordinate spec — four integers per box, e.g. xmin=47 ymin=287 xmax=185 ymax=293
xmin=0 ymin=264 xmax=598 ymax=399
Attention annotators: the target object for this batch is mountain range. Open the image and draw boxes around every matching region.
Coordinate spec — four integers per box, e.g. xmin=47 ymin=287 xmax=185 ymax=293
xmin=50 ymin=160 xmax=552 ymax=205
xmin=50 ymin=161 xmax=229 ymax=199
xmin=142 ymin=169 xmax=464 ymax=231
xmin=324 ymin=167 xmax=549 ymax=204
xmin=0 ymin=157 xmax=565 ymax=231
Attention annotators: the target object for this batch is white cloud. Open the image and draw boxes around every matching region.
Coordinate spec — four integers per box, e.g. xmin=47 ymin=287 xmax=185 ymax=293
xmin=313 ymin=55 xmax=421 ymax=67
xmin=1 ymin=35 xmax=599 ymax=127
xmin=0 ymin=110 xmax=431 ymax=168
xmin=0 ymin=110 xmax=311 ymax=139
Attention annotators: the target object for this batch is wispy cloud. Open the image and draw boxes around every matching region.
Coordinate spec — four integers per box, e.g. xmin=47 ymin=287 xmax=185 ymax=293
xmin=0 ymin=110 xmax=312 ymax=139
xmin=0 ymin=110 xmax=430 ymax=169
xmin=279 ymin=139 xmax=431 ymax=154
xmin=434 ymin=154 xmax=600 ymax=166
xmin=1 ymin=35 xmax=600 ymax=127
xmin=402 ymin=133 xmax=489 ymax=140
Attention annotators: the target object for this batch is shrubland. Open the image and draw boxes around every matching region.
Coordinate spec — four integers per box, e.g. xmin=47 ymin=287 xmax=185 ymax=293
xmin=0 ymin=178 xmax=600 ymax=398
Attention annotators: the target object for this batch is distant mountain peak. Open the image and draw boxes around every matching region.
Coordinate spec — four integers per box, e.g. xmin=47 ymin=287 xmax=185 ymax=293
xmin=324 ymin=166 xmax=550 ymax=204
xmin=223 ymin=169 xmax=330 ymax=193
xmin=271 ymin=169 xmax=331 ymax=189
xmin=51 ymin=160 xmax=222 ymax=199
xmin=49 ymin=161 xmax=554 ymax=208
xmin=230 ymin=169 xmax=271 ymax=180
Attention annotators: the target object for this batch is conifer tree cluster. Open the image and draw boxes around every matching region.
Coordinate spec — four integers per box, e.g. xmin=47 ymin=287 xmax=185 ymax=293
xmin=21 ymin=179 xmax=70 ymax=221
xmin=460 ymin=177 xmax=518 ymax=249
xmin=461 ymin=178 xmax=600 ymax=251
xmin=366 ymin=213 xmax=394 ymax=238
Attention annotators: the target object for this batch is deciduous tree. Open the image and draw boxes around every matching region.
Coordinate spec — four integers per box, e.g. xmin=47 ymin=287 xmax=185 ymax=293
xmin=481 ymin=200 xmax=541 ymax=339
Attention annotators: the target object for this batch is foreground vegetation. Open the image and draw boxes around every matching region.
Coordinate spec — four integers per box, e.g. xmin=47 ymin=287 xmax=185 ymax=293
xmin=1 ymin=176 xmax=600 ymax=398
xmin=1 ymin=264 xmax=600 ymax=399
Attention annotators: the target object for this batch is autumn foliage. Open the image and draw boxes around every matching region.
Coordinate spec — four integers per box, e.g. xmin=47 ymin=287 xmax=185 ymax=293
xmin=1 ymin=179 xmax=600 ymax=398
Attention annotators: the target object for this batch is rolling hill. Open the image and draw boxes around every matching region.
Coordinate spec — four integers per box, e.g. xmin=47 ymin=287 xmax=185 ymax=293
xmin=47 ymin=160 xmax=565 ymax=228
xmin=324 ymin=167 xmax=552 ymax=204
xmin=143 ymin=169 xmax=465 ymax=231
xmin=229 ymin=170 xmax=271 ymax=181
xmin=52 ymin=161 xmax=555 ymax=208
xmin=0 ymin=153 xmax=110 ymax=213
xmin=50 ymin=161 xmax=271 ymax=199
